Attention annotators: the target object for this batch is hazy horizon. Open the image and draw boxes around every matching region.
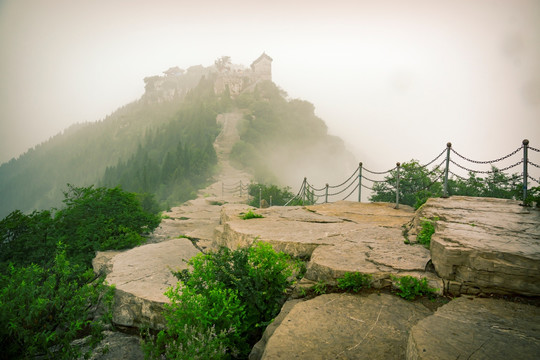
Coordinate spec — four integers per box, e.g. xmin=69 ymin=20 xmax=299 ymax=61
xmin=1 ymin=0 xmax=539 ymax=181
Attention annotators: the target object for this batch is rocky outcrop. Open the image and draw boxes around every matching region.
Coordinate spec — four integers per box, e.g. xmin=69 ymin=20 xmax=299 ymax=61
xmin=253 ymin=293 xmax=432 ymax=360
xmin=407 ymin=296 xmax=540 ymax=360
xmin=96 ymin=238 xmax=199 ymax=330
xmin=92 ymin=111 xmax=252 ymax=333
xmin=218 ymin=201 xmax=443 ymax=292
xmin=414 ymin=196 xmax=540 ymax=296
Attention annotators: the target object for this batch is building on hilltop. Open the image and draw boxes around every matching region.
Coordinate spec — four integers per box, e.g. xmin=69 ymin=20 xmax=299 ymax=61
xmin=250 ymin=52 xmax=272 ymax=81
xmin=143 ymin=53 xmax=273 ymax=102
xmin=214 ymin=52 xmax=273 ymax=96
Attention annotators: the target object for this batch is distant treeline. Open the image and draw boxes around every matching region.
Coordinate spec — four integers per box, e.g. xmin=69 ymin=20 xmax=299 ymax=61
xmin=0 ymin=75 xmax=228 ymax=216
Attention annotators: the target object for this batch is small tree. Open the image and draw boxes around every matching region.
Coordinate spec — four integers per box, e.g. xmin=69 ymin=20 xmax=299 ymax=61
xmin=370 ymin=160 xmax=443 ymax=208
xmin=248 ymin=183 xmax=296 ymax=207
xmin=0 ymin=244 xmax=114 ymax=359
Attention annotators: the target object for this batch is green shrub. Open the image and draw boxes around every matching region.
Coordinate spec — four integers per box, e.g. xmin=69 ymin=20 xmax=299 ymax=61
xmin=0 ymin=184 xmax=161 ymax=271
xmin=337 ymin=272 xmax=372 ymax=292
xmin=312 ymin=280 xmax=328 ymax=295
xmin=241 ymin=209 xmax=264 ymax=220
xmin=145 ymin=242 xmax=298 ymax=359
xmin=392 ymin=275 xmax=437 ymax=300
xmin=247 ymin=183 xmax=296 ymax=208
xmin=417 ymin=217 xmax=438 ymax=248
xmin=0 ymin=244 xmax=114 ymax=359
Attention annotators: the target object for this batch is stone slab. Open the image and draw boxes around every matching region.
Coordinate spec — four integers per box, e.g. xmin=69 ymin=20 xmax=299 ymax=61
xmin=258 ymin=293 xmax=432 ymax=360
xmin=105 ymin=238 xmax=200 ymax=303
xmin=219 ymin=201 xmax=441 ymax=290
xmin=407 ymin=296 xmax=540 ymax=360
xmin=418 ymin=196 xmax=540 ymax=296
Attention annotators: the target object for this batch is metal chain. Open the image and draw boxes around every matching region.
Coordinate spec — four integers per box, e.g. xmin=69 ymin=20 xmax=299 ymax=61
xmin=421 ymin=148 xmax=446 ymax=168
xmin=450 ymin=146 xmax=521 ymax=164
xmin=361 ymin=183 xmax=375 ymax=191
xmin=448 ymin=170 xmax=468 ymax=180
xmin=328 ymin=177 xmax=357 ymax=196
xmin=341 ymin=183 xmax=360 ymax=201
xmin=449 ymin=159 xmax=522 ymax=174
xmin=306 ymin=181 xmax=326 ymax=193
xmin=328 ymin=167 xmax=359 ymax=189
xmin=409 ymin=170 xmax=445 ymax=194
xmin=363 ymin=166 xmax=397 ymax=175
xmin=529 ymin=146 xmax=540 ymax=153
xmin=528 ymin=175 xmax=540 ymax=184
xmin=361 ymin=174 xmax=387 ymax=184
xmin=528 ymin=160 xmax=540 ymax=169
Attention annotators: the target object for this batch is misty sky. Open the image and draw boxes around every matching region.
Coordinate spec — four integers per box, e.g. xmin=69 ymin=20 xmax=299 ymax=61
xmin=1 ymin=0 xmax=539 ymax=181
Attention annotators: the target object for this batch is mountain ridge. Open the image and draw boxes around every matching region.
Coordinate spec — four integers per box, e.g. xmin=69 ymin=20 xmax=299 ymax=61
xmin=0 ymin=55 xmax=356 ymax=218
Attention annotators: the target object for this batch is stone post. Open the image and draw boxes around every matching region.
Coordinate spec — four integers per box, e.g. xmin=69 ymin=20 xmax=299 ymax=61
xmin=325 ymin=184 xmax=329 ymax=203
xmin=395 ymin=162 xmax=401 ymax=209
xmin=443 ymin=142 xmax=452 ymax=198
xmin=358 ymin=162 xmax=362 ymax=203
xmin=523 ymin=139 xmax=529 ymax=204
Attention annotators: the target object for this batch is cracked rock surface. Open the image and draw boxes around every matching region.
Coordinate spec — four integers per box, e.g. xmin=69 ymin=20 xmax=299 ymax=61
xmin=255 ymin=293 xmax=432 ymax=360
xmin=407 ymin=296 xmax=540 ymax=360
xmin=218 ymin=201 xmax=443 ymax=291
xmin=92 ymin=112 xmax=251 ymax=334
xmin=416 ymin=196 xmax=540 ymax=296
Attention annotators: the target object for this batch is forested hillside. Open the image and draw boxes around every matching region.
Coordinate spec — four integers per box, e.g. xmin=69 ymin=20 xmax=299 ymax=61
xmin=230 ymin=81 xmax=356 ymax=187
xmin=1 ymin=61 xmax=356 ymax=218
xmin=0 ymin=74 xmax=226 ymax=217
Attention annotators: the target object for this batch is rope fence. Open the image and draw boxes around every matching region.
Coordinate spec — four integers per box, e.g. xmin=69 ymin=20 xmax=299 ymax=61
xmin=284 ymin=139 xmax=539 ymax=207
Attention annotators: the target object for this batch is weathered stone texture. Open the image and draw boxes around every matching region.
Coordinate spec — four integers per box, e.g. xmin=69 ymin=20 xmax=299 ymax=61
xmin=257 ymin=293 xmax=431 ymax=360
xmin=407 ymin=296 xmax=540 ymax=360
xmin=418 ymin=196 xmax=540 ymax=296
xmin=219 ymin=201 xmax=443 ymax=292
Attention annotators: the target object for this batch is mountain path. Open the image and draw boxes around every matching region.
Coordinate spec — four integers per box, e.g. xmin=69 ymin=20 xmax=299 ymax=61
xmin=147 ymin=111 xmax=252 ymax=250
xmin=97 ymin=111 xmax=252 ymax=311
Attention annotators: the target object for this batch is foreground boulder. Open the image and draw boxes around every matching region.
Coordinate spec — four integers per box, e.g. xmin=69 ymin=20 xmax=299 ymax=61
xmin=253 ymin=293 xmax=432 ymax=359
xmin=407 ymin=296 xmax=540 ymax=360
xmin=94 ymin=238 xmax=200 ymax=329
xmin=415 ymin=196 xmax=540 ymax=296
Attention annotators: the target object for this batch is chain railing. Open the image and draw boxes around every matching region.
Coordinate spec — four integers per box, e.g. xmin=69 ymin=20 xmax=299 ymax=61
xmin=221 ymin=180 xmax=250 ymax=198
xmin=286 ymin=139 xmax=538 ymax=207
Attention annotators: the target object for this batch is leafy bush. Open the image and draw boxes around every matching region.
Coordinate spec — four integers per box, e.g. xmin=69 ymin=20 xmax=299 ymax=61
xmin=241 ymin=209 xmax=264 ymax=220
xmin=417 ymin=217 xmax=438 ymax=248
xmin=392 ymin=275 xmax=437 ymax=300
xmin=0 ymin=244 xmax=114 ymax=359
xmin=145 ymin=242 xmax=299 ymax=359
xmin=370 ymin=160 xmax=443 ymax=209
xmin=337 ymin=272 xmax=372 ymax=292
xmin=370 ymin=160 xmax=523 ymax=208
xmin=312 ymin=280 xmax=328 ymax=295
xmin=247 ymin=183 xmax=296 ymax=208
xmin=0 ymin=184 xmax=161 ymax=270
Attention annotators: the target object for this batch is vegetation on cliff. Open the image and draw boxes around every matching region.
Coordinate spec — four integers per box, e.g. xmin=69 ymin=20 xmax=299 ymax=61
xmin=143 ymin=242 xmax=302 ymax=359
xmin=230 ymin=81 xmax=356 ymax=186
xmin=0 ymin=74 xmax=228 ymax=218
xmin=0 ymin=185 xmax=160 ymax=358
xmin=369 ymin=159 xmax=530 ymax=208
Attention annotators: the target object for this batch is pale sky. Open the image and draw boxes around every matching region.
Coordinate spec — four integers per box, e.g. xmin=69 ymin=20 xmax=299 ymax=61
xmin=1 ymin=0 xmax=539 ymax=181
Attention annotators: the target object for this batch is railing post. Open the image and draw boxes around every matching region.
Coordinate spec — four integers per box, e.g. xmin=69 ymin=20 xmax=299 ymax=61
xmin=259 ymin=186 xmax=262 ymax=208
xmin=302 ymin=177 xmax=307 ymax=205
xmin=443 ymin=142 xmax=452 ymax=197
xmin=325 ymin=184 xmax=329 ymax=203
xmin=523 ymin=139 xmax=529 ymax=204
xmin=358 ymin=162 xmax=362 ymax=202
xmin=270 ymin=195 xmax=272 ymax=207
xmin=395 ymin=162 xmax=401 ymax=209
